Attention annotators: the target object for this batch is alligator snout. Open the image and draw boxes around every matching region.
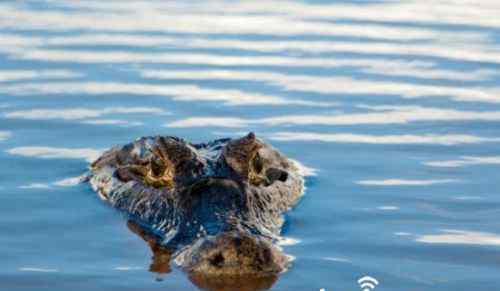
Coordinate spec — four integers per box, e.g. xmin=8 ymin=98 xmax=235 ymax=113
xmin=88 ymin=132 xmax=304 ymax=283
xmin=178 ymin=232 xmax=288 ymax=275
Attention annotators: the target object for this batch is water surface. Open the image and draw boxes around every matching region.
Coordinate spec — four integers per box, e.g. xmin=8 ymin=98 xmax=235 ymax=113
xmin=1 ymin=1 xmax=500 ymax=290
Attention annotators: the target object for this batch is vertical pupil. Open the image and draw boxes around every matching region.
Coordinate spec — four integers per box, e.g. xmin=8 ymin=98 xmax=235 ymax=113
xmin=151 ymin=158 xmax=165 ymax=176
xmin=253 ymin=154 xmax=263 ymax=173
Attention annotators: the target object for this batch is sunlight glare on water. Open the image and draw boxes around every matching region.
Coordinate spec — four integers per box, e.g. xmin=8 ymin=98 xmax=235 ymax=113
xmin=1 ymin=1 xmax=500 ymax=290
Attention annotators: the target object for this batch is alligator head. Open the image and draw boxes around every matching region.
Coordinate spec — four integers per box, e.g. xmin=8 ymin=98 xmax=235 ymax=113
xmin=88 ymin=132 xmax=304 ymax=281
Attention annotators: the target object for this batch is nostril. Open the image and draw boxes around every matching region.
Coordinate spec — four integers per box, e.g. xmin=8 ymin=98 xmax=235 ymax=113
xmin=277 ymin=171 xmax=288 ymax=182
xmin=266 ymin=168 xmax=288 ymax=184
xmin=209 ymin=253 xmax=225 ymax=267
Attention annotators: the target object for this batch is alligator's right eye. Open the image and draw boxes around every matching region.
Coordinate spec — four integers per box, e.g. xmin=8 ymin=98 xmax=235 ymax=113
xmin=252 ymin=153 xmax=264 ymax=174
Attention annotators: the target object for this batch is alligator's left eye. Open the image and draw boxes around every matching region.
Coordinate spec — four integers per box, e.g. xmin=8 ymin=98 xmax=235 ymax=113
xmin=151 ymin=157 xmax=165 ymax=177
xmin=252 ymin=153 xmax=264 ymax=174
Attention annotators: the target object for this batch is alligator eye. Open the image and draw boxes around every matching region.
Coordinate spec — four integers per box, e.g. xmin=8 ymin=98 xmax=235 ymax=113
xmin=252 ymin=153 xmax=264 ymax=174
xmin=151 ymin=158 xmax=165 ymax=177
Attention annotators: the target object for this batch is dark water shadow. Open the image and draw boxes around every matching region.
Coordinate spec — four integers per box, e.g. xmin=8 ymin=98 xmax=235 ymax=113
xmin=126 ymin=220 xmax=278 ymax=291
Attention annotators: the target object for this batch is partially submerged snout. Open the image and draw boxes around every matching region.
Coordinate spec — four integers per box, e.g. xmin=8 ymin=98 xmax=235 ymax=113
xmin=88 ymin=132 xmax=304 ymax=283
xmin=177 ymin=232 xmax=288 ymax=276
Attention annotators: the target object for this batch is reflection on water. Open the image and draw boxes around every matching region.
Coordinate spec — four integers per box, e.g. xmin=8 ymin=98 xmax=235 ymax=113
xmin=1 ymin=0 xmax=500 ymax=290
xmin=126 ymin=221 xmax=172 ymax=277
xmin=188 ymin=273 xmax=277 ymax=291
xmin=127 ymin=221 xmax=277 ymax=291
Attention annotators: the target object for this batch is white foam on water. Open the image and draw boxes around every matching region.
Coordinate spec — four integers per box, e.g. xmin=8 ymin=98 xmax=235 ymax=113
xmin=454 ymin=196 xmax=483 ymax=201
xmin=377 ymin=206 xmax=400 ymax=211
xmin=416 ymin=230 xmax=500 ymax=246
xmin=277 ymin=237 xmax=301 ymax=246
xmin=425 ymin=156 xmax=500 ymax=167
xmin=53 ymin=175 xmax=86 ymax=187
xmin=269 ymin=132 xmax=500 ymax=146
xmin=166 ymin=117 xmax=248 ymax=128
xmin=82 ymin=119 xmax=143 ymax=127
xmin=4 ymin=107 xmax=165 ymax=120
xmin=0 ymin=82 xmax=334 ymax=107
xmin=114 ymin=266 xmax=143 ymax=271
xmin=18 ymin=267 xmax=58 ymax=273
xmin=7 ymin=146 xmax=102 ymax=163
xmin=19 ymin=183 xmax=51 ymax=189
xmin=324 ymin=257 xmax=351 ymax=263
xmin=289 ymin=159 xmax=318 ymax=177
xmin=0 ymin=69 xmax=80 ymax=82
xmin=357 ymin=179 xmax=458 ymax=186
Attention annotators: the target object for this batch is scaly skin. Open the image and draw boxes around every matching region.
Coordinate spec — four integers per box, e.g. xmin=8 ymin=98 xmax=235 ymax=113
xmin=87 ymin=132 xmax=304 ymax=277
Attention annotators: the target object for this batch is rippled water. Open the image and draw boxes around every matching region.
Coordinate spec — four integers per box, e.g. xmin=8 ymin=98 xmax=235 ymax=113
xmin=1 ymin=1 xmax=500 ymax=290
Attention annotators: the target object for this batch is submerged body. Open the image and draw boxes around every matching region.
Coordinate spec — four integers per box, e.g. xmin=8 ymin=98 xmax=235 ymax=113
xmin=88 ymin=133 xmax=304 ymax=276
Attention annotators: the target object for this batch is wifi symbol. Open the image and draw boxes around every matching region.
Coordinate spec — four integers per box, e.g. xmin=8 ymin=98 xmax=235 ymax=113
xmin=358 ymin=276 xmax=379 ymax=291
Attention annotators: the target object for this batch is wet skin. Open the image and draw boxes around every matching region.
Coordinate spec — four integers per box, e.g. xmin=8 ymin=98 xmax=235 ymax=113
xmin=87 ymin=132 xmax=304 ymax=281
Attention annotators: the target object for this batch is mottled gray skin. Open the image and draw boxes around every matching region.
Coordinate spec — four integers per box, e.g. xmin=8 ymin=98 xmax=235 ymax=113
xmin=88 ymin=133 xmax=304 ymax=276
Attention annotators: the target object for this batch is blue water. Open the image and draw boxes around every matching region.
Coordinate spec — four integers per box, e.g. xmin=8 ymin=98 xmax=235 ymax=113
xmin=1 ymin=1 xmax=500 ymax=290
